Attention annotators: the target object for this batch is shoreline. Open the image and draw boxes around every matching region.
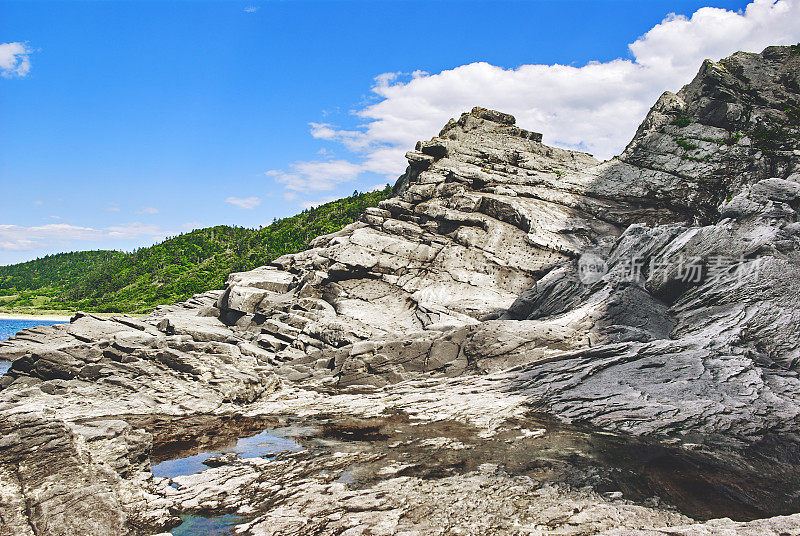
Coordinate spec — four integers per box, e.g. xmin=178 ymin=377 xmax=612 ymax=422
xmin=0 ymin=313 xmax=74 ymax=321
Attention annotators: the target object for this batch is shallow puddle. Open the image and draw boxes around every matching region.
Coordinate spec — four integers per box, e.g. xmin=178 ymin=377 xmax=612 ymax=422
xmin=146 ymin=412 xmax=800 ymax=526
xmin=152 ymin=451 xmax=217 ymax=479
xmin=235 ymin=428 xmax=304 ymax=459
xmin=305 ymin=413 xmax=800 ymax=522
xmin=151 ymin=427 xmax=304 ymax=478
xmin=170 ymin=513 xmax=243 ymax=536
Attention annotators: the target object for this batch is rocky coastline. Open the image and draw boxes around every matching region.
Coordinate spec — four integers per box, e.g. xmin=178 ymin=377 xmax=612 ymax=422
xmin=2 ymin=45 xmax=800 ymax=535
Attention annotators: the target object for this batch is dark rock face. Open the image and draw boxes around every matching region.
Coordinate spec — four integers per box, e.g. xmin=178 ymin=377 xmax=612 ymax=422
xmin=622 ymin=45 xmax=800 ymax=222
xmin=2 ymin=45 xmax=800 ymax=535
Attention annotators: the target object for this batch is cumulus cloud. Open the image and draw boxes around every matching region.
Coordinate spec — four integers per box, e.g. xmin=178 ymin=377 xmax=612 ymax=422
xmin=0 ymin=222 xmax=163 ymax=251
xmin=0 ymin=42 xmax=32 ymax=78
xmin=313 ymin=0 xmax=800 ymax=171
xmin=226 ymin=196 xmax=262 ymax=209
xmin=266 ymin=159 xmax=363 ymax=192
xmin=310 ymin=123 xmax=366 ymax=151
xmin=106 ymin=222 xmax=163 ymax=238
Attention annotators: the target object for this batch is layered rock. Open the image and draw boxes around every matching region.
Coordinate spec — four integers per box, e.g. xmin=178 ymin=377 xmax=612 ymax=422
xmin=2 ymin=45 xmax=800 ymax=535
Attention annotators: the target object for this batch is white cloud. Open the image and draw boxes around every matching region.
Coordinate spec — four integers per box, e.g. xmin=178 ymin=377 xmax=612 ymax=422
xmin=314 ymin=0 xmax=800 ymax=169
xmin=266 ymin=159 xmax=363 ymax=192
xmin=244 ymin=6 xmax=259 ymax=13
xmin=106 ymin=222 xmax=163 ymax=239
xmin=0 ymin=224 xmax=99 ymax=250
xmin=0 ymin=222 xmax=163 ymax=251
xmin=310 ymin=123 xmax=366 ymax=151
xmin=226 ymin=196 xmax=262 ymax=209
xmin=136 ymin=206 xmax=159 ymax=214
xmin=0 ymin=42 xmax=32 ymax=78
xmin=104 ymin=203 xmax=121 ymax=212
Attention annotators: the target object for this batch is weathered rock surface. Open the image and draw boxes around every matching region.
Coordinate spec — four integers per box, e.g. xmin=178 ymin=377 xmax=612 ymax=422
xmin=2 ymin=45 xmax=800 ymax=535
xmin=602 ymin=514 xmax=800 ymax=536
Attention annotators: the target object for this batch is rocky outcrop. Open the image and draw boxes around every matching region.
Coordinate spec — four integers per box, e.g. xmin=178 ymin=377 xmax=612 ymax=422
xmin=2 ymin=45 xmax=800 ymax=535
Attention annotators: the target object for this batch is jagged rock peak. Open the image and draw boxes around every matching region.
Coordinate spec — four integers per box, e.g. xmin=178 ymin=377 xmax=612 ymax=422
xmin=401 ymin=106 xmax=548 ymax=183
xmin=468 ymin=106 xmax=516 ymax=125
xmin=437 ymin=106 xmax=543 ymax=143
xmin=622 ymin=43 xmax=800 ymax=221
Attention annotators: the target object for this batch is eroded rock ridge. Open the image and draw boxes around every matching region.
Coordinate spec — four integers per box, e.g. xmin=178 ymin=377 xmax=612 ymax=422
xmin=2 ymin=45 xmax=800 ymax=536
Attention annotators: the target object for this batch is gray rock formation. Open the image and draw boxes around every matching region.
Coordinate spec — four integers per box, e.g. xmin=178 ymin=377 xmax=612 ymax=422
xmin=2 ymin=44 xmax=800 ymax=535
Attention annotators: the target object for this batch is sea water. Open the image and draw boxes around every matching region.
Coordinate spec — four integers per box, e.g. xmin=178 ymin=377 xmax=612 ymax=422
xmin=0 ymin=318 xmax=67 ymax=374
xmin=151 ymin=429 xmax=304 ymax=534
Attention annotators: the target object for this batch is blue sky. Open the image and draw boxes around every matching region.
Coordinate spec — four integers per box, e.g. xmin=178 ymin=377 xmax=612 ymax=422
xmin=2 ymin=0 xmax=798 ymax=265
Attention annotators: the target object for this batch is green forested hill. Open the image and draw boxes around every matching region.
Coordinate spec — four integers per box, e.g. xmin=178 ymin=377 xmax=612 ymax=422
xmin=0 ymin=187 xmax=392 ymax=314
